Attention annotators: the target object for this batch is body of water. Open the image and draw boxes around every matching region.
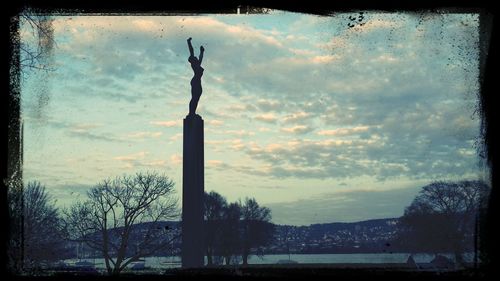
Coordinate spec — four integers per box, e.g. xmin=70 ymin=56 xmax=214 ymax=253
xmin=64 ymin=252 xmax=474 ymax=270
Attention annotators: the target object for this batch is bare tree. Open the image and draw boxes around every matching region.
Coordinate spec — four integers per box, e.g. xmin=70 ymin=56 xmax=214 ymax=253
xmin=240 ymin=198 xmax=274 ymax=265
xmin=18 ymin=10 xmax=55 ymax=74
xmin=7 ymin=179 xmax=23 ymax=273
xmin=64 ymin=172 xmax=179 ymax=275
xmin=23 ymin=182 xmax=67 ymax=270
xmin=7 ymin=181 xmax=67 ymax=272
xmin=204 ymin=191 xmax=227 ymax=265
xmin=203 ymin=194 xmax=274 ymax=266
xmin=220 ymin=202 xmax=242 ymax=265
xmin=398 ymin=180 xmax=490 ymax=266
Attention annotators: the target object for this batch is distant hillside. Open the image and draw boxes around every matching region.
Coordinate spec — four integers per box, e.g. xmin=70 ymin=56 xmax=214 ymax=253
xmin=265 ymin=218 xmax=400 ymax=254
xmin=67 ymin=218 xmax=402 ymax=258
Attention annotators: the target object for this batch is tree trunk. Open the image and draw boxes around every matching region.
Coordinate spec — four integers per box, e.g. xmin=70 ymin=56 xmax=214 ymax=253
xmin=112 ymin=267 xmax=122 ymax=275
xmin=113 ymin=259 xmax=122 ymax=275
xmin=453 ymin=238 xmax=465 ymax=268
xmin=104 ymin=256 xmax=113 ymax=275
xmin=454 ymin=250 xmax=464 ymax=268
xmin=206 ymin=249 xmax=213 ymax=266
xmin=242 ymin=251 xmax=248 ymax=265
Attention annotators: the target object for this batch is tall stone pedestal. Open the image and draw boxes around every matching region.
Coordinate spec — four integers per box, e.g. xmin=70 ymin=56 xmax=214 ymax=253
xmin=181 ymin=114 xmax=205 ymax=268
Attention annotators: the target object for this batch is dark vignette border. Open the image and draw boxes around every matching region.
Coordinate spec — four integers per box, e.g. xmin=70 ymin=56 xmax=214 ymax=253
xmin=2 ymin=0 xmax=498 ymax=280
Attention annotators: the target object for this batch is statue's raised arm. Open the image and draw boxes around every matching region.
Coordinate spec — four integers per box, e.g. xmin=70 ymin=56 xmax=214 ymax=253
xmin=187 ymin=37 xmax=194 ymax=58
xmin=199 ymin=46 xmax=204 ymax=65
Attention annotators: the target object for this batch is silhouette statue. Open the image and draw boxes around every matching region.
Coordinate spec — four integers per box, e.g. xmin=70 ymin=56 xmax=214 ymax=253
xmin=187 ymin=37 xmax=204 ymax=115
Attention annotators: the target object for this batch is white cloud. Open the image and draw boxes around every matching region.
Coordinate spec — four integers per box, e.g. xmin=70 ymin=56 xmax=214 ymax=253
xmin=207 ymin=120 xmax=224 ymax=126
xmin=205 ymin=138 xmax=245 ymax=152
xmin=170 ymin=154 xmax=182 ymax=165
xmin=311 ymin=55 xmax=341 ymax=64
xmin=114 ymin=151 xmax=148 ymax=161
xmin=143 ymin=160 xmax=167 ymax=168
xmin=131 ymin=18 xmax=161 ymax=32
xmin=126 ymin=131 xmax=163 ymax=138
xmin=113 ymin=151 xmax=150 ymax=169
xmin=281 ymin=125 xmax=313 ymax=134
xmin=70 ymin=123 xmax=102 ymax=131
xmin=169 ymin=133 xmax=183 ymax=141
xmin=289 ymin=48 xmax=316 ymax=56
xmin=255 ymin=113 xmax=278 ymax=123
xmin=283 ymin=111 xmax=311 ymax=124
xmin=223 ymin=130 xmax=255 ymax=137
xmin=256 ymin=99 xmax=281 ymax=112
xmin=317 ymin=126 xmax=370 ymax=136
xmin=150 ymin=120 xmax=181 ymax=127
xmin=207 ymin=160 xmax=223 ymax=167
xmin=371 ymin=54 xmax=399 ymax=63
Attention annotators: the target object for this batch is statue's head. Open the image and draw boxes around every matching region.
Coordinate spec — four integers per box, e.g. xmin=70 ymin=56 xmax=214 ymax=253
xmin=189 ymin=56 xmax=199 ymax=65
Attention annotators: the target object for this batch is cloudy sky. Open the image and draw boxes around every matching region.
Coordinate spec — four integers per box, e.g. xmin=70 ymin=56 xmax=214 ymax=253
xmin=20 ymin=11 xmax=487 ymax=225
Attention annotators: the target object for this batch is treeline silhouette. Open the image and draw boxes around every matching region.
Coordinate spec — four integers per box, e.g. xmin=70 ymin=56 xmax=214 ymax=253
xmin=8 ymin=172 xmax=180 ymax=275
xmin=64 ymin=172 xmax=179 ymax=275
xmin=7 ymin=174 xmax=490 ymax=274
xmin=392 ymin=180 xmax=490 ymax=267
xmin=6 ymin=172 xmax=275 ymax=274
xmin=7 ymin=181 xmax=68 ymax=274
xmin=204 ymin=191 xmax=274 ymax=265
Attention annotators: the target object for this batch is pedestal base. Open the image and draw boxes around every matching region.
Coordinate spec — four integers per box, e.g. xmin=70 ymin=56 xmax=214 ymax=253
xmin=181 ymin=114 xmax=205 ymax=268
